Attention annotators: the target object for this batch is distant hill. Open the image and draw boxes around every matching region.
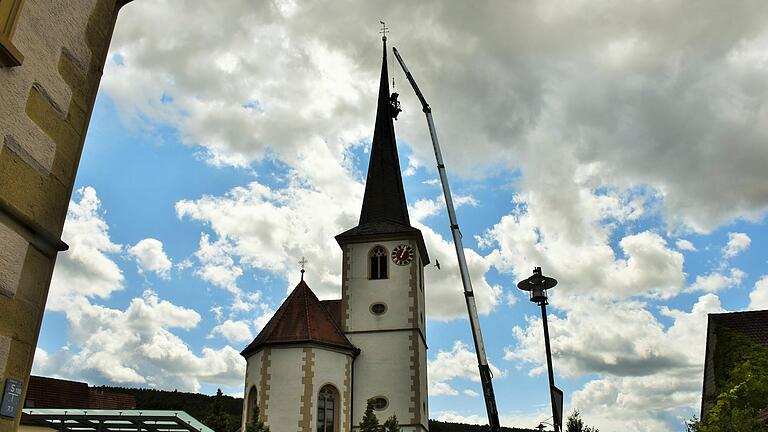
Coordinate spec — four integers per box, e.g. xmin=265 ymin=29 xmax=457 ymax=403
xmin=96 ymin=386 xmax=540 ymax=432
xmin=94 ymin=386 xmax=242 ymax=430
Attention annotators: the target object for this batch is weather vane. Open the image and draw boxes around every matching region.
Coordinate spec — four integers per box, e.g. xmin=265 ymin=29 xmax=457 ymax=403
xmin=299 ymin=256 xmax=308 ymax=280
xmin=379 ymin=21 xmax=389 ymax=40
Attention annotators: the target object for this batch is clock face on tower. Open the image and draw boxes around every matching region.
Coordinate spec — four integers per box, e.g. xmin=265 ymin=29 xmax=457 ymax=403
xmin=391 ymin=244 xmax=415 ymax=266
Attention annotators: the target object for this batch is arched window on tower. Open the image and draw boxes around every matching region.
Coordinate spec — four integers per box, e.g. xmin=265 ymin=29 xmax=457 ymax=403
xmin=369 ymin=246 xmax=388 ymax=280
xmin=317 ymin=385 xmax=339 ymax=432
xmin=246 ymin=386 xmax=258 ymax=424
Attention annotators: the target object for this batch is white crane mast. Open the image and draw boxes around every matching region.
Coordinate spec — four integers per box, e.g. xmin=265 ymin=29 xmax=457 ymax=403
xmin=392 ymin=46 xmax=502 ymax=432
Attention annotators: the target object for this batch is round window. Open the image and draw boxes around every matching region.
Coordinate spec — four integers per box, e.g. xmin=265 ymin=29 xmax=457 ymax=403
xmin=370 ymin=303 xmax=387 ymax=315
xmin=371 ymin=397 xmax=388 ymax=411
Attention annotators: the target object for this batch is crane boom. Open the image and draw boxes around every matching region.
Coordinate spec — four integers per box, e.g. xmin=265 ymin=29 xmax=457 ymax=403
xmin=392 ymin=46 xmax=501 ymax=432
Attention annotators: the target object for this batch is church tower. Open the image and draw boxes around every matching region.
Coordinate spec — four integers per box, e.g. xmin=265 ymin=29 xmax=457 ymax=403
xmin=335 ymin=34 xmax=430 ymax=432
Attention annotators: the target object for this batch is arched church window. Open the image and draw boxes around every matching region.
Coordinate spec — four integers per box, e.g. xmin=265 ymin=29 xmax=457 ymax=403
xmin=246 ymin=386 xmax=258 ymax=424
xmin=317 ymin=385 xmax=338 ymax=432
xmin=369 ymin=246 xmax=388 ymax=280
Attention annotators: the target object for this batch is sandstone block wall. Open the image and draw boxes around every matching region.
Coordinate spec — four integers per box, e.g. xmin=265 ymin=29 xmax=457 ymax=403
xmin=0 ymin=1 xmax=128 ymax=429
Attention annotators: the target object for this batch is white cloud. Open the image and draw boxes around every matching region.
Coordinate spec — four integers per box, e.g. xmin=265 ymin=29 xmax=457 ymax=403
xmin=687 ymin=268 xmax=746 ymax=293
xmin=748 ymin=276 xmax=768 ymax=310
xmin=211 ymin=319 xmax=254 ymax=344
xmin=428 ymin=341 xmax=504 ymax=397
xmin=38 ymin=187 xmax=246 ymax=392
xmin=675 ymin=239 xmax=697 ymax=252
xmin=108 ymin=0 xmax=768 ymax=234
xmin=35 ymin=289 xmax=244 ymax=391
xmin=505 ymin=294 xmax=724 ymax=431
xmin=49 ymin=187 xmax=124 ymax=309
xmin=462 ymin=389 xmax=480 ymax=398
xmin=723 ymin=232 xmax=751 ymax=258
xmin=420 ymin=225 xmax=502 ymax=319
xmin=128 ymin=238 xmax=172 ymax=279
xmin=433 ymin=411 xmax=485 ymax=425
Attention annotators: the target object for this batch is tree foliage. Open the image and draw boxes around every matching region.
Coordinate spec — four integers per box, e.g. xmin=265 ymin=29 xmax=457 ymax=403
xmin=204 ymin=388 xmax=234 ymax=432
xmin=565 ymin=410 xmax=598 ymax=432
xmin=359 ymin=399 xmax=381 ymax=432
xmin=383 ymin=415 xmax=401 ymax=432
xmin=245 ymin=405 xmax=270 ymax=432
xmin=94 ymin=385 xmax=242 ymax=427
xmin=690 ymin=328 xmax=768 ymax=432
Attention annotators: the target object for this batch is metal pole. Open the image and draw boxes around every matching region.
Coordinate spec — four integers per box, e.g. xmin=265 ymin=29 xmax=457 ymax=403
xmin=392 ymin=47 xmax=501 ymax=432
xmin=540 ymin=302 xmax=560 ymax=432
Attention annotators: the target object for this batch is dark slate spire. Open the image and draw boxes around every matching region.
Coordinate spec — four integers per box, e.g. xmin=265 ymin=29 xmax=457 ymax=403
xmin=335 ymin=34 xmax=429 ymax=265
xmin=358 ymin=35 xmax=410 ymax=226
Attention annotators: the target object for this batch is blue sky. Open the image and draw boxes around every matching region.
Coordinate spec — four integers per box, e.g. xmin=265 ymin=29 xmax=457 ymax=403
xmin=32 ymin=2 xmax=768 ymax=431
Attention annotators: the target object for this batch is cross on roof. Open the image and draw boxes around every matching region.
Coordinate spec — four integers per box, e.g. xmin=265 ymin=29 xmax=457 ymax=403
xmin=299 ymin=256 xmax=308 ymax=280
xmin=379 ymin=21 xmax=389 ymax=40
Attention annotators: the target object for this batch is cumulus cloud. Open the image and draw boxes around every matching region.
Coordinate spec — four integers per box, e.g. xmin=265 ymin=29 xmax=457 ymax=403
xmin=38 ymin=187 xmax=246 ymax=391
xmin=211 ymin=319 xmax=254 ymax=344
xmin=505 ymin=294 xmax=724 ymax=431
xmin=176 ymin=178 xmax=359 ymax=300
xmin=128 ymin=238 xmax=172 ymax=279
xmin=723 ymin=232 xmax=751 ymax=258
xmin=49 ymin=187 xmax=124 ymax=309
xmin=36 ymin=290 xmax=244 ymax=391
xmin=428 ymin=341 xmax=504 ymax=397
xmin=675 ymin=239 xmax=697 ymax=252
xmin=748 ymin=276 xmax=768 ymax=310
xmin=108 ymin=0 xmax=768 ymax=235
xmin=687 ymin=268 xmax=746 ymax=293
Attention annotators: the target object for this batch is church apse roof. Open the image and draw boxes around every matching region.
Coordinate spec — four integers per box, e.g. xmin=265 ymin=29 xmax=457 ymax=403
xmin=240 ymin=280 xmax=357 ymax=357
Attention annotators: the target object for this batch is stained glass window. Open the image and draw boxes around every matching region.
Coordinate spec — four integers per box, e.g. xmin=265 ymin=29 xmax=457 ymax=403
xmin=317 ymin=385 xmax=337 ymax=432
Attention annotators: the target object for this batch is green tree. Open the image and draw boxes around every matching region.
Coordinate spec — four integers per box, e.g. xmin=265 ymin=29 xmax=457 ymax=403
xmin=696 ymin=328 xmax=768 ymax=432
xmin=383 ymin=415 xmax=401 ymax=432
xmin=565 ymin=409 xmax=599 ymax=432
xmin=204 ymin=388 xmax=233 ymax=432
xmin=359 ymin=399 xmax=380 ymax=432
xmin=245 ymin=405 xmax=270 ymax=432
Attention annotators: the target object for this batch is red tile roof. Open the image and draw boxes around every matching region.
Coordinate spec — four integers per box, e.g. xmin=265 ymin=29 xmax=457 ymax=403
xmin=241 ymin=281 xmax=357 ymax=357
xmin=24 ymin=376 xmax=135 ymax=409
xmin=319 ymin=299 xmax=342 ymax=328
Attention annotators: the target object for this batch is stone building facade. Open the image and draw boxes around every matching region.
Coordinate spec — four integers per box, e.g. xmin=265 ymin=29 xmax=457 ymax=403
xmin=240 ymin=36 xmax=430 ymax=432
xmin=0 ymin=1 xmax=130 ymax=430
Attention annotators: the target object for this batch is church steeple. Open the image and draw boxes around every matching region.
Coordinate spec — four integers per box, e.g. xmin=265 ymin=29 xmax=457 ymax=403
xmin=336 ymin=33 xmax=429 ymax=265
xmin=358 ymin=35 xmax=410 ymax=227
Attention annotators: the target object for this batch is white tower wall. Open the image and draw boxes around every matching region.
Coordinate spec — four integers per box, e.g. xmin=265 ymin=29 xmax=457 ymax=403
xmin=342 ymin=238 xmax=428 ymax=432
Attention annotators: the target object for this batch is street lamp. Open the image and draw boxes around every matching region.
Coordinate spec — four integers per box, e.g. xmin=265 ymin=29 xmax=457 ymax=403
xmin=517 ymin=267 xmax=563 ymax=432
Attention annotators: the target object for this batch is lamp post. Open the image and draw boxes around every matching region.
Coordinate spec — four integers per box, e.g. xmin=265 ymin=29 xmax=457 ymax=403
xmin=517 ymin=267 xmax=563 ymax=432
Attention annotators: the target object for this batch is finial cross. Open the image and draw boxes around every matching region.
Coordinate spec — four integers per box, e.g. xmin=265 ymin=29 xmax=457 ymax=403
xmin=379 ymin=21 xmax=389 ymax=39
xmin=299 ymin=256 xmax=308 ymax=280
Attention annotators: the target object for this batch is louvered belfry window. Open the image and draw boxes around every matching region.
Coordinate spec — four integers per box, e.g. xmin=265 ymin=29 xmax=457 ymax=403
xmin=369 ymin=246 xmax=388 ymax=279
xmin=317 ymin=385 xmax=337 ymax=432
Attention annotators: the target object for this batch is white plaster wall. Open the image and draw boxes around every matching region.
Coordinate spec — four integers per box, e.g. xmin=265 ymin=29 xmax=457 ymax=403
xmin=348 ymin=331 xmax=414 ymax=426
xmin=0 ymin=221 xmax=28 ymax=298
xmin=346 ymin=240 xmax=422 ymax=332
xmin=0 ymin=0 xmax=100 ymax=172
xmin=266 ymin=347 xmax=304 ymax=432
xmin=418 ymin=340 xmax=428 ymax=429
xmin=312 ymin=349 xmax=352 ymax=432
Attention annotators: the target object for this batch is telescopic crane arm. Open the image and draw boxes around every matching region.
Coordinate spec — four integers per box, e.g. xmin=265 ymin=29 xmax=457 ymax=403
xmin=392 ymin=47 xmax=502 ymax=432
